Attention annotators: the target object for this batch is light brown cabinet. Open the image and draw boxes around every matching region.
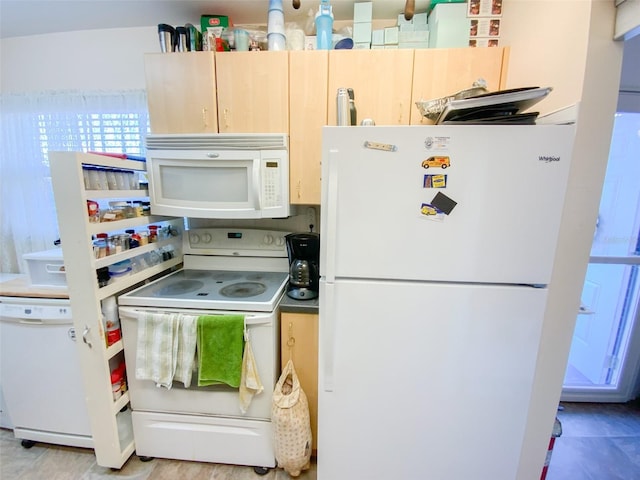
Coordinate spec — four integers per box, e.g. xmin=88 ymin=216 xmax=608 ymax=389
xmin=289 ymin=51 xmax=328 ymax=206
xmin=280 ymin=312 xmax=319 ymax=455
xmin=328 ymin=49 xmax=415 ymax=126
xmin=215 ymin=51 xmax=289 ymax=133
xmin=410 ymin=47 xmax=510 ymax=125
xmin=144 ymin=52 xmax=218 ymax=134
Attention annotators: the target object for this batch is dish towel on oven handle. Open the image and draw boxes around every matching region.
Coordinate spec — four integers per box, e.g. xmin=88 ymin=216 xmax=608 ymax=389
xmin=135 ymin=312 xmax=180 ymax=389
xmin=197 ymin=314 xmax=244 ymax=388
xmin=174 ymin=313 xmax=198 ymax=388
xmin=239 ymin=326 xmax=264 ymax=414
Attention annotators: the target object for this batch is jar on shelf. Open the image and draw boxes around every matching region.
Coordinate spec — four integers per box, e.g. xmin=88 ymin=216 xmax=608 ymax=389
xmin=88 ymin=168 xmax=109 ymax=190
xmin=94 ymin=233 xmax=110 ymax=258
xmin=87 ymin=200 xmax=100 ymax=223
xmin=82 ymin=167 xmax=92 ymax=189
xmin=125 ymin=229 xmax=140 ymax=249
xmin=115 ymin=171 xmax=129 ymax=190
xmin=131 ymin=201 xmax=144 ymax=217
xmin=109 ymin=234 xmax=129 ymax=254
xmin=108 ymin=201 xmax=135 ymax=220
xmin=128 ymin=171 xmax=139 ymax=190
xmin=148 ymin=225 xmax=159 ymax=243
xmin=138 ymin=232 xmax=149 ymax=246
xmin=106 ymin=170 xmax=119 ymax=190
xmin=141 ymin=201 xmax=151 ymax=216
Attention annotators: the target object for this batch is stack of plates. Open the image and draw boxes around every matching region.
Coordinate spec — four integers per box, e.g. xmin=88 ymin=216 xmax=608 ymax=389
xmin=416 ymin=86 xmax=552 ymax=125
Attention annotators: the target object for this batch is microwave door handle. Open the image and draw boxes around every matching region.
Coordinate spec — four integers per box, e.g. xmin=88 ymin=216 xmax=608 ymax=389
xmin=253 ymin=160 xmax=261 ymax=208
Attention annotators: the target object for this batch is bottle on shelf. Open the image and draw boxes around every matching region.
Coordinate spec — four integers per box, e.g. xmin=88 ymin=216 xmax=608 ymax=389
xmin=315 ymin=0 xmax=334 ymax=50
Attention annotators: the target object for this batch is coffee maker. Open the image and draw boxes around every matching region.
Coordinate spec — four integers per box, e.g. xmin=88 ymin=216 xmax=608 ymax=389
xmin=285 ymin=232 xmax=320 ymax=300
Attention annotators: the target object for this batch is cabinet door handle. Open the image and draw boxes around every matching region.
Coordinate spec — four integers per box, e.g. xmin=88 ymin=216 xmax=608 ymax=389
xmin=82 ymin=325 xmax=93 ymax=348
xmin=202 ymin=108 xmax=208 ymax=128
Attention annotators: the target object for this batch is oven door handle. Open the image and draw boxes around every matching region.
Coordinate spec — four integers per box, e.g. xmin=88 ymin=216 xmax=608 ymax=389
xmin=118 ymin=307 xmax=274 ymax=327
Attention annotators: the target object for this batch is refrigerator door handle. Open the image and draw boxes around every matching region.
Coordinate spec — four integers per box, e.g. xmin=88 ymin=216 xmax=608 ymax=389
xmin=324 ymin=149 xmax=339 ymax=283
xmin=323 ymin=281 xmax=336 ymax=392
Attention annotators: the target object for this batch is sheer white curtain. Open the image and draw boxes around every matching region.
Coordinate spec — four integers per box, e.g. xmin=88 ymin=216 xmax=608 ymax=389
xmin=0 ymin=90 xmax=149 ymax=273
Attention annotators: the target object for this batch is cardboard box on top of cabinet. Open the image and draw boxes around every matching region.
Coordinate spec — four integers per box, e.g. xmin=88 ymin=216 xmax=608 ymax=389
xmin=353 ymin=2 xmax=373 ymax=23
xmin=427 ymin=3 xmax=468 ymax=48
xmin=201 ymin=15 xmax=232 ymax=51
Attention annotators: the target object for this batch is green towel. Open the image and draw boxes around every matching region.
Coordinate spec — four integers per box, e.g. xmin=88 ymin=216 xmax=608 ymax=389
xmin=197 ymin=314 xmax=245 ymax=388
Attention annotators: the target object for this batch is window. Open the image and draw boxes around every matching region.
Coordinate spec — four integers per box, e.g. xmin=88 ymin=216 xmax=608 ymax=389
xmin=0 ymin=90 xmax=149 ymax=272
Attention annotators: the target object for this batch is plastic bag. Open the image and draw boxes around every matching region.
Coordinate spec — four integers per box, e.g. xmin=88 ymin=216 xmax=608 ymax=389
xmin=272 ymin=359 xmax=312 ymax=477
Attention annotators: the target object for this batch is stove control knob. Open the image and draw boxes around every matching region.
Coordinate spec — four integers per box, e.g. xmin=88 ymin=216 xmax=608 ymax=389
xmin=201 ymin=233 xmax=212 ymax=244
xmin=190 ymin=233 xmax=200 ymax=245
xmin=276 ymin=236 xmax=285 ymax=247
xmin=263 ymin=234 xmax=274 ymax=245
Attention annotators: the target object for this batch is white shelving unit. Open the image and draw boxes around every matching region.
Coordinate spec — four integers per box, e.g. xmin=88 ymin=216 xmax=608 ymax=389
xmin=50 ymin=152 xmax=182 ymax=469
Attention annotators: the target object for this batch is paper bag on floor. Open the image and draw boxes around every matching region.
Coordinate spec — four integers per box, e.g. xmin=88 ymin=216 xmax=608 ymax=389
xmin=272 ymin=359 xmax=312 ymax=477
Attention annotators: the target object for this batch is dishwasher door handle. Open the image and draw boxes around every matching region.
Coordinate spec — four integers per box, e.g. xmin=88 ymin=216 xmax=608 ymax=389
xmin=82 ymin=325 xmax=92 ymax=348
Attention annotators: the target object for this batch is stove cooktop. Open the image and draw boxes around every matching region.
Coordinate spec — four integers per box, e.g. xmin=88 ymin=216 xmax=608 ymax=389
xmin=118 ymin=268 xmax=289 ymax=312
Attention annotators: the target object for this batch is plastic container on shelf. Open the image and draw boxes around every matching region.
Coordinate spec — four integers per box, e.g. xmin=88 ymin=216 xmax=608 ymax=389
xmin=267 ymin=0 xmax=286 ymax=51
xmin=315 ymin=0 xmax=334 ymax=50
xmin=110 ymin=363 xmax=126 ymax=401
xmin=101 ymin=296 xmax=121 ymax=347
xmin=108 ymin=260 xmax=132 ymax=283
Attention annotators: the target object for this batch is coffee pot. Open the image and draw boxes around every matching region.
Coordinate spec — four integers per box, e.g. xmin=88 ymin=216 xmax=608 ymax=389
xmin=285 ymin=232 xmax=320 ymax=300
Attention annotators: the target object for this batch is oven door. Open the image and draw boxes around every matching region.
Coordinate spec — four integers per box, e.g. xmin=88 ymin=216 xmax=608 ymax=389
xmin=147 ymin=148 xmax=289 ymax=219
xmin=118 ymin=306 xmax=278 ymax=420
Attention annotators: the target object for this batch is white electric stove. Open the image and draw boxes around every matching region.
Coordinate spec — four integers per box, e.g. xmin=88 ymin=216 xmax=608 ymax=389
xmin=117 ymin=228 xmax=290 ymax=471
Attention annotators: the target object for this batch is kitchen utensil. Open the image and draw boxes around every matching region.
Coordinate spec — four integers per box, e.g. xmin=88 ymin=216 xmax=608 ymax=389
xmin=175 ymin=26 xmax=188 ymax=52
xmin=404 ymin=0 xmax=415 ymax=20
xmin=158 ymin=24 xmax=175 ymax=52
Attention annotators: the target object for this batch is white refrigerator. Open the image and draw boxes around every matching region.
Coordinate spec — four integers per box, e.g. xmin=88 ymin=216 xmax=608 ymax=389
xmin=318 ymin=124 xmax=576 ymax=480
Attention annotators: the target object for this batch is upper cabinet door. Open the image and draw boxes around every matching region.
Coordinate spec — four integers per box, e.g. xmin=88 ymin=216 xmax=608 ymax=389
xmin=410 ymin=47 xmax=509 ymax=125
xmin=289 ymin=50 xmax=328 ymax=206
xmin=328 ymin=50 xmax=415 ymax=126
xmin=215 ymin=51 xmax=289 ymax=133
xmin=144 ymin=52 xmax=218 ymax=134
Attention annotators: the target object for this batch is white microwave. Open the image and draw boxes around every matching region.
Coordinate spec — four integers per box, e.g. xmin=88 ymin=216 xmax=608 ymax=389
xmin=145 ymin=133 xmax=289 ymax=219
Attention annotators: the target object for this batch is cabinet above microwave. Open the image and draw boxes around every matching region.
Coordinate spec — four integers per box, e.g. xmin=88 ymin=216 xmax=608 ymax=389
xmin=145 ymin=133 xmax=290 ymax=219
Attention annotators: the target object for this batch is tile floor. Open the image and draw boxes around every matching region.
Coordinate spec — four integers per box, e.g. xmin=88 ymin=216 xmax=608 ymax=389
xmin=1 ymin=401 xmax=638 ymax=479
xmin=0 ymin=429 xmax=316 ymax=480
xmin=546 ymin=400 xmax=640 ymax=480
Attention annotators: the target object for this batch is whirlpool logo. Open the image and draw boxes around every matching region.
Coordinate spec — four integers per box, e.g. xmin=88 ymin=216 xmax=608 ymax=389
xmin=539 ymin=155 xmax=561 ymax=163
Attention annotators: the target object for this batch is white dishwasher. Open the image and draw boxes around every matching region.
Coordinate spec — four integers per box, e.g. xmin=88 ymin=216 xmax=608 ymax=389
xmin=0 ymin=295 xmax=93 ymax=448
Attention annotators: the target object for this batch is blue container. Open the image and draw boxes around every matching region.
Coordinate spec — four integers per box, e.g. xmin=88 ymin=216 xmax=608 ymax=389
xmin=315 ymin=1 xmax=333 ymax=50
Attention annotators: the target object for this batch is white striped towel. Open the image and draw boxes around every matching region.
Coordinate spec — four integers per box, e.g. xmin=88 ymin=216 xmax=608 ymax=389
xmin=174 ymin=314 xmax=198 ymax=388
xmin=135 ymin=312 xmax=180 ymax=389
xmin=239 ymin=336 xmax=264 ymax=414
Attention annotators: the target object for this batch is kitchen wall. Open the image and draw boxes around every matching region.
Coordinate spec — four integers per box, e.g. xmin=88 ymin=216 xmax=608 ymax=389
xmin=0 ymin=2 xmax=627 ymax=477
xmin=500 ymin=2 xmax=625 ymax=478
